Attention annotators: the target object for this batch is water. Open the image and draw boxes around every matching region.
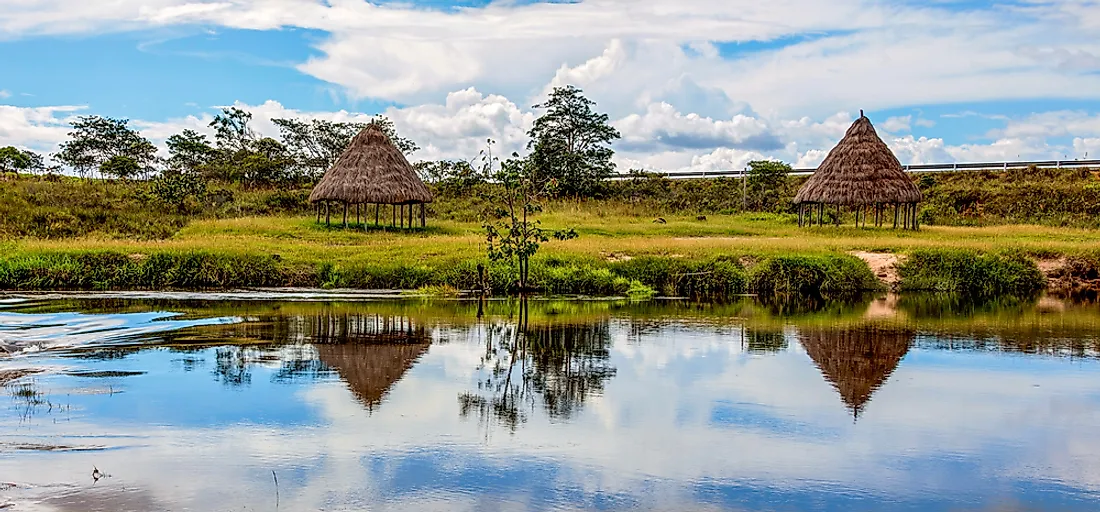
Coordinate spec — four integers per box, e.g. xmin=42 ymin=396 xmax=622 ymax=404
xmin=2 ymin=293 xmax=1100 ymax=511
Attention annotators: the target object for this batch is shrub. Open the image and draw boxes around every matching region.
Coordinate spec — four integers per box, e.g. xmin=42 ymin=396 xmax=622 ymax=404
xmin=749 ymin=254 xmax=880 ymax=296
xmin=897 ymin=249 xmax=1044 ymax=296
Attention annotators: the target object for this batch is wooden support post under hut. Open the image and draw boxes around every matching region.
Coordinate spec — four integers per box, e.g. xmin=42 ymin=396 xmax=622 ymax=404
xmin=792 ymin=111 xmax=923 ymax=230
xmin=308 ymin=123 xmax=434 ymax=230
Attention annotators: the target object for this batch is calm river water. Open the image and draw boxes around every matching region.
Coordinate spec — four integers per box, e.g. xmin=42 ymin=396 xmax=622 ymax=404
xmin=1 ymin=293 xmax=1100 ymax=511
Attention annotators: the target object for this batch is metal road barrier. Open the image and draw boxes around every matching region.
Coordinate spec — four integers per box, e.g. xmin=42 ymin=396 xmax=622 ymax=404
xmin=609 ymin=159 xmax=1100 ymax=180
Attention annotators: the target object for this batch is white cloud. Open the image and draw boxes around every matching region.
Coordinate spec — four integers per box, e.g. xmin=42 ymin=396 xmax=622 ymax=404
xmin=888 ymin=135 xmax=952 ymax=165
xmin=881 ymin=116 xmax=912 ymax=134
xmin=0 ymin=90 xmax=10 ymax=99
xmin=0 ymin=104 xmax=85 ymax=154
xmin=3 ymin=0 xmax=1100 ymax=120
xmin=615 ymin=102 xmax=780 ymax=153
xmin=992 ymin=110 xmax=1100 ymax=140
xmin=1074 ymin=137 xmax=1100 ymax=159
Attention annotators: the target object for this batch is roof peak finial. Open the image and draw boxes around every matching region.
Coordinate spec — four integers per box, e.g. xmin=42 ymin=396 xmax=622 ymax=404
xmin=860 ymin=109 xmax=864 ymax=118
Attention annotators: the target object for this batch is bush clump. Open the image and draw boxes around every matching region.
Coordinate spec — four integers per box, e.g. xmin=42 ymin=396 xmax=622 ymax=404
xmin=0 ymin=251 xmax=285 ymax=290
xmin=897 ymin=249 xmax=1044 ymax=296
xmin=749 ymin=254 xmax=881 ymax=296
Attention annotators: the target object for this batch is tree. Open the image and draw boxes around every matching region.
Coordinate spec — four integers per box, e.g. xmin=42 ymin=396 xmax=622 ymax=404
xmin=237 ymin=137 xmax=294 ymax=186
xmin=527 ymin=85 xmax=621 ymax=197
xmin=150 ymin=169 xmax=207 ymax=212
xmin=746 ymin=160 xmax=792 ymax=212
xmin=54 ymin=116 xmax=157 ymax=179
xmin=99 ymin=155 xmax=142 ymax=181
xmin=483 ymin=152 xmax=577 ymax=292
xmin=273 ymin=118 xmax=365 ymax=181
xmin=0 ymin=146 xmax=31 ymax=176
xmin=209 ymin=107 xmax=256 ymax=152
xmin=166 ymin=129 xmax=218 ymax=174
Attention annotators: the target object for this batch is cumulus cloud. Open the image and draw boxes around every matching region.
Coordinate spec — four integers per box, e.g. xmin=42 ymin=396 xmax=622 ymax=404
xmin=881 ymin=116 xmax=912 ymax=134
xmin=615 ymin=102 xmax=781 ymax=153
xmin=991 ymin=110 xmax=1100 ymax=139
xmin=0 ymin=90 xmax=10 ymax=99
xmin=0 ymin=104 xmax=85 ymax=153
xmin=1074 ymin=137 xmax=1100 ymax=159
xmin=3 ymin=0 xmax=1100 ymax=120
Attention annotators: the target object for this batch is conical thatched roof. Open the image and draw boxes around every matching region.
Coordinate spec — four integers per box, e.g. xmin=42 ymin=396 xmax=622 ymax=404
xmin=309 ymin=124 xmax=433 ymax=205
xmin=793 ymin=113 xmax=922 ymax=205
xmin=799 ymin=326 xmax=913 ymax=419
xmin=315 ymin=342 xmax=430 ymax=411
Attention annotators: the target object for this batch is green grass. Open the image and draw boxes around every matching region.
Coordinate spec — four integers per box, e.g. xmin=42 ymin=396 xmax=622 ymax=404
xmin=7 ymin=173 xmax=1100 ymax=297
xmin=897 ymin=249 xmax=1046 ymax=296
xmin=0 ymin=210 xmax=1064 ymax=298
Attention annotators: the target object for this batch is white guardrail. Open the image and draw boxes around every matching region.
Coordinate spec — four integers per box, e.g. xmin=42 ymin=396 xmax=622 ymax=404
xmin=609 ymin=159 xmax=1100 ymax=180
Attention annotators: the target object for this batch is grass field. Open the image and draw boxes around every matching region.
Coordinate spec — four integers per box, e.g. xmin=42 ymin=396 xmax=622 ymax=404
xmin=11 ymin=208 xmax=1100 ymax=264
xmin=1 ymin=206 xmax=1086 ymax=297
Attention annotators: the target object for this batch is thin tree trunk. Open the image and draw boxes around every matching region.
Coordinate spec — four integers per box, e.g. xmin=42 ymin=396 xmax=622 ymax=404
xmin=420 ymin=203 xmax=426 ymax=228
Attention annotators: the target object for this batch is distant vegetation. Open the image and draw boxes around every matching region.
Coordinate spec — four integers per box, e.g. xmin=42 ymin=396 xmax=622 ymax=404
xmin=2 ymin=86 xmax=1098 ymax=298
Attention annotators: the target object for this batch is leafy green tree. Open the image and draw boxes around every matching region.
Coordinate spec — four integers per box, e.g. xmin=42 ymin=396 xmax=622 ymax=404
xmin=416 ymin=159 xmax=484 ymax=193
xmin=527 ymin=85 xmax=621 ymax=197
xmin=273 ymin=118 xmax=364 ymax=180
xmin=483 ymin=153 xmax=577 ymax=292
xmin=746 ymin=160 xmax=792 ymax=212
xmin=209 ymin=107 xmax=256 ymax=152
xmin=0 ymin=146 xmax=32 ymax=176
xmin=54 ymin=116 xmax=157 ymax=180
xmin=166 ymin=129 xmax=218 ymax=174
xmin=150 ymin=169 xmax=208 ymax=212
xmin=99 ymin=155 xmax=142 ymax=181
xmin=234 ymin=137 xmax=294 ymax=187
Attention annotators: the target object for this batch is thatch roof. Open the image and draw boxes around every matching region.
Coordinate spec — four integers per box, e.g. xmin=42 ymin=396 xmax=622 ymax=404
xmin=799 ymin=325 xmax=913 ymax=419
xmin=309 ymin=123 xmax=433 ymax=205
xmin=315 ymin=342 xmax=430 ymax=411
xmin=793 ymin=113 xmax=922 ymax=205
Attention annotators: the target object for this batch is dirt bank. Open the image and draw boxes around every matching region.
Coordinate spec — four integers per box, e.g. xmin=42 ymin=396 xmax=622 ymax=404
xmin=849 ymin=251 xmax=902 ymax=289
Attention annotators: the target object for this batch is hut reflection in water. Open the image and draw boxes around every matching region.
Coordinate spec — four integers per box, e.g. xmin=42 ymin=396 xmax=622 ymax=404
xmin=266 ymin=312 xmax=433 ymax=412
xmin=799 ymin=325 xmax=914 ymax=419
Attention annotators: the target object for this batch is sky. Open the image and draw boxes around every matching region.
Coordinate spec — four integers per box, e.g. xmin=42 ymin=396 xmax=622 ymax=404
xmin=1 ymin=0 xmax=1099 ymax=173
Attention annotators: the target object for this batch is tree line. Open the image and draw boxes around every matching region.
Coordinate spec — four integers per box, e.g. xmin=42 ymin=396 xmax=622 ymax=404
xmin=1 ymin=86 xmax=626 ymax=196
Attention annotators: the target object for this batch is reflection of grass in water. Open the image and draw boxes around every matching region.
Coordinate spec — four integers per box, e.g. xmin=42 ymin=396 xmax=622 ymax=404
xmin=8 ymin=380 xmax=72 ymax=422
xmin=12 ymin=382 xmax=42 ymax=402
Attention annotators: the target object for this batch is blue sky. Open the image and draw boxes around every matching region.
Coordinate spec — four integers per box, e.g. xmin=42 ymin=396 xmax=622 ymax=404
xmin=1 ymin=0 xmax=1099 ymax=171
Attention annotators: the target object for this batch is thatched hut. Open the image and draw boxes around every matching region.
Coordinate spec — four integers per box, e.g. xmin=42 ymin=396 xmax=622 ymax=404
xmin=309 ymin=123 xmax=433 ymax=229
xmin=793 ymin=111 xmax=923 ymax=229
xmin=799 ymin=325 xmax=913 ymax=419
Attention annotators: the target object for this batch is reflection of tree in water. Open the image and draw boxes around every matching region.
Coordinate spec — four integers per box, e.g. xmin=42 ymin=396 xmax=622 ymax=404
xmin=743 ymin=329 xmax=788 ymax=353
xmin=459 ymin=302 xmax=617 ymax=431
xmin=799 ymin=325 xmax=914 ymax=419
xmin=214 ymin=346 xmax=252 ymax=386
